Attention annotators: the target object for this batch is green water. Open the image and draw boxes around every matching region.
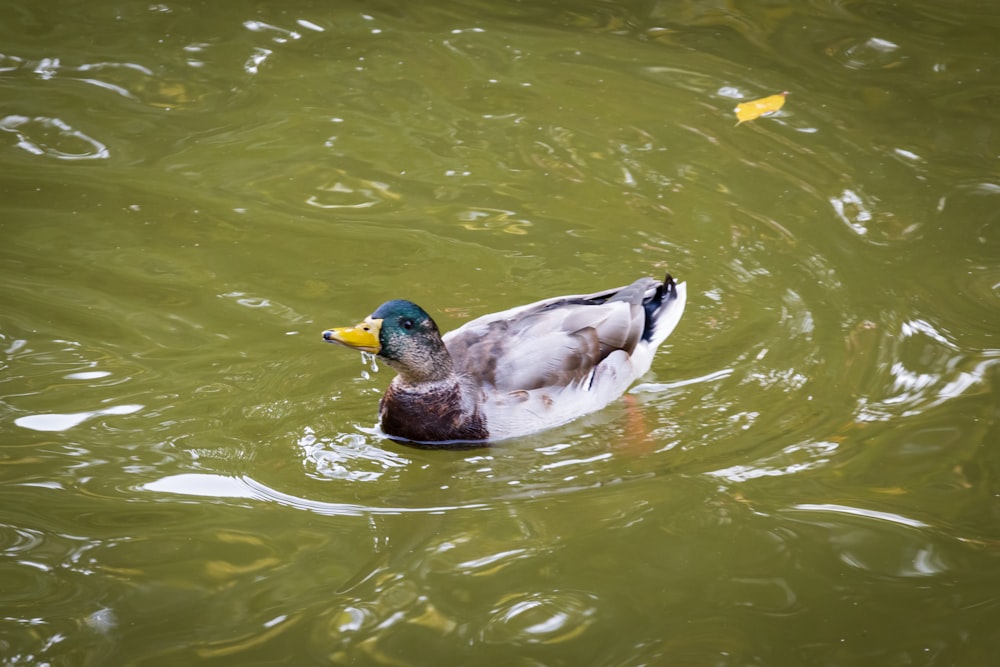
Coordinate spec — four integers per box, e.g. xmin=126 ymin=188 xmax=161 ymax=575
xmin=2 ymin=1 xmax=999 ymax=664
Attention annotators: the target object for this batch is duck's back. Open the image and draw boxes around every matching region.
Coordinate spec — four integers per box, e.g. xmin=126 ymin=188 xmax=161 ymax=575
xmin=442 ymin=274 xmax=686 ymax=439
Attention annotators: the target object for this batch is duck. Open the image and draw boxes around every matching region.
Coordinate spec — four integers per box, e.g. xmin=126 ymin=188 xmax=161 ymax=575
xmin=322 ymin=272 xmax=686 ymax=444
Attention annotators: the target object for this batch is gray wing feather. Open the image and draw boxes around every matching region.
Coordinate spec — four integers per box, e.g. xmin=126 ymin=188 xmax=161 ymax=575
xmin=445 ymin=279 xmax=655 ymax=391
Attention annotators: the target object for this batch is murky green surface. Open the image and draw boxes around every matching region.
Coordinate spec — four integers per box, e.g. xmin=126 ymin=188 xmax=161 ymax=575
xmin=2 ymin=1 xmax=999 ymax=664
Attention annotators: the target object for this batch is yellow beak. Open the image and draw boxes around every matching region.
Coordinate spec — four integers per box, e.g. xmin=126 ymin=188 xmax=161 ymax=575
xmin=322 ymin=317 xmax=382 ymax=353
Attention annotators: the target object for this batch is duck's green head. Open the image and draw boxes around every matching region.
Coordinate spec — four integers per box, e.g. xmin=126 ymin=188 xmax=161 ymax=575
xmin=323 ymin=300 xmax=451 ymax=382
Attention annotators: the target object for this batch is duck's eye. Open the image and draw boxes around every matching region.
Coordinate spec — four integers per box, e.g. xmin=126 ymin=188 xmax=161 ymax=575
xmin=401 ymin=318 xmax=414 ymax=330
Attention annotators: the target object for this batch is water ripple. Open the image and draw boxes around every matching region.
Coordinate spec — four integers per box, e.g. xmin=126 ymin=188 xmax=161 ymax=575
xmin=0 ymin=115 xmax=109 ymax=160
xmin=482 ymin=590 xmax=599 ymax=645
xmin=857 ymin=318 xmax=999 ymax=422
xmin=0 ymin=523 xmax=45 ymax=554
xmin=298 ymin=427 xmax=410 ymax=482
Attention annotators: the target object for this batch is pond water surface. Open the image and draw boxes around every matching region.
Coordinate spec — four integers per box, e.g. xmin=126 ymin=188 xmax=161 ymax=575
xmin=2 ymin=1 xmax=999 ymax=665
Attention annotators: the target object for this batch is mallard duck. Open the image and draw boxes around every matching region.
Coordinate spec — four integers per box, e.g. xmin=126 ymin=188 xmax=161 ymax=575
xmin=322 ymin=272 xmax=686 ymax=444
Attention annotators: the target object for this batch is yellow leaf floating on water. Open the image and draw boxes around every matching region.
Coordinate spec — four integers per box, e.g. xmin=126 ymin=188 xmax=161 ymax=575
xmin=734 ymin=91 xmax=789 ymax=125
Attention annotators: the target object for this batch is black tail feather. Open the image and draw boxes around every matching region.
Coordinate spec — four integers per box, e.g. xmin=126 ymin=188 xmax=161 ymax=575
xmin=641 ymin=272 xmax=678 ymax=342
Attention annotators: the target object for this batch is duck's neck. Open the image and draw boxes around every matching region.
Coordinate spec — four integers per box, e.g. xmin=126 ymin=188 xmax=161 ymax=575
xmin=387 ymin=346 xmax=456 ymax=385
xmin=379 ymin=378 xmax=488 ymax=442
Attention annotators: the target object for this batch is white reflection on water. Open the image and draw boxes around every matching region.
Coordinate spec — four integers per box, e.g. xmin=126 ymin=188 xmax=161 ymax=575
xmin=141 ymin=473 xmax=488 ymax=517
xmin=630 ymin=367 xmax=733 ymax=394
xmin=14 ymin=404 xmax=143 ymax=432
xmin=900 ymin=318 xmax=958 ymax=349
xmin=708 ymin=440 xmax=840 ymax=482
xmin=788 ymin=503 xmax=930 ymax=529
xmin=456 ymin=548 xmax=530 ymax=572
xmin=829 ymin=187 xmax=873 ymax=237
xmin=243 ymin=20 xmax=303 ymax=44
xmin=142 ymin=473 xmax=255 ymax=499
xmin=296 ymin=19 xmax=326 ymax=32
xmin=538 ymin=452 xmax=612 ymax=471
xmin=63 ymin=371 xmax=112 ymax=380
